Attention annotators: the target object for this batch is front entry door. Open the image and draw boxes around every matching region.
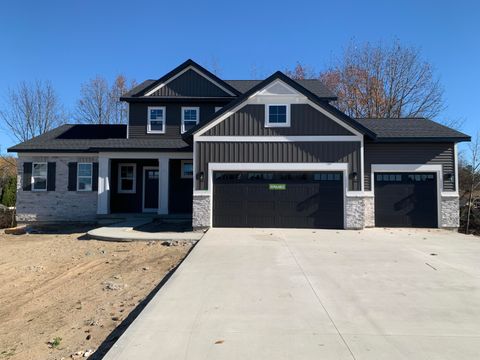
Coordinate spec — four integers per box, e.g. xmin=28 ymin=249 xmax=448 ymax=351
xmin=143 ymin=167 xmax=159 ymax=212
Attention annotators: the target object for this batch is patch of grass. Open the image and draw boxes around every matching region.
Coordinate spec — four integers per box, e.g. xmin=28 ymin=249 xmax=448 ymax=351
xmin=48 ymin=337 xmax=62 ymax=349
xmin=1 ymin=347 xmax=17 ymax=357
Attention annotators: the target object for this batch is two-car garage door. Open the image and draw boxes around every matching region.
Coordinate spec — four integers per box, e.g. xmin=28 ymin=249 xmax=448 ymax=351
xmin=213 ymin=171 xmax=344 ymax=229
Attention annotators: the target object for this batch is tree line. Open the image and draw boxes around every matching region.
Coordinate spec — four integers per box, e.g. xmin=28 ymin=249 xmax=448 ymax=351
xmin=0 ymin=75 xmax=137 ymax=143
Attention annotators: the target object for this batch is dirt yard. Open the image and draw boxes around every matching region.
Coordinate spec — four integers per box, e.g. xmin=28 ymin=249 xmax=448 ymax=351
xmin=0 ymin=226 xmax=193 ymax=360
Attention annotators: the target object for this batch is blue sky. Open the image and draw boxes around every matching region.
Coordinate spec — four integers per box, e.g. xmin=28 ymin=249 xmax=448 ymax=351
xmin=1 ymin=0 xmax=479 ymax=153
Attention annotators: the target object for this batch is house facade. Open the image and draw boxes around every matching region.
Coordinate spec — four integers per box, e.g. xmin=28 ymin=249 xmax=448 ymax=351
xmin=9 ymin=60 xmax=470 ymax=229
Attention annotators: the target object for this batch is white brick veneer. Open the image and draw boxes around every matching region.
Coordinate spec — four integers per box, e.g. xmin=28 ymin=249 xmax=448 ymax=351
xmin=16 ymin=155 xmax=98 ymax=222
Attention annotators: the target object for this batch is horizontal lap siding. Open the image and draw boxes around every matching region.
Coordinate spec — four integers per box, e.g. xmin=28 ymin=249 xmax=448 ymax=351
xmin=204 ymin=104 xmax=354 ymax=136
xmin=196 ymin=142 xmax=361 ymax=191
xmin=364 ymin=142 xmax=455 ymax=191
xmin=128 ymin=102 xmax=224 ymax=139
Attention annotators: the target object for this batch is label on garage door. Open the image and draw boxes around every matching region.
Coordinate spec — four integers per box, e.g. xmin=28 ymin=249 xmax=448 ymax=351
xmin=269 ymin=184 xmax=286 ymax=190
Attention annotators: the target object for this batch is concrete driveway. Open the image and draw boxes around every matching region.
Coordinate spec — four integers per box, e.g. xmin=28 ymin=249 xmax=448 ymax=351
xmin=103 ymin=228 xmax=480 ymax=359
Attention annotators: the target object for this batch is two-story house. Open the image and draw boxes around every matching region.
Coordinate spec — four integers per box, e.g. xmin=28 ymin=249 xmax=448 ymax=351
xmin=8 ymin=59 xmax=470 ymax=230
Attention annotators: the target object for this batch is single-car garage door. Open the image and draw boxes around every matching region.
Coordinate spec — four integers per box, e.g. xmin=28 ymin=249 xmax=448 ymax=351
xmin=374 ymin=172 xmax=438 ymax=228
xmin=213 ymin=171 xmax=344 ymax=229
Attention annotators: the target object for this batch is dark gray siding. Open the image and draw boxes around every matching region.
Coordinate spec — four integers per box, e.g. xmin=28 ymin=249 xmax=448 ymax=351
xmin=196 ymin=142 xmax=361 ymax=191
xmin=150 ymin=69 xmax=231 ymax=97
xmin=364 ymin=142 xmax=456 ymax=191
xmin=204 ymin=104 xmax=354 ymax=136
xmin=129 ymin=102 xmax=225 ymax=139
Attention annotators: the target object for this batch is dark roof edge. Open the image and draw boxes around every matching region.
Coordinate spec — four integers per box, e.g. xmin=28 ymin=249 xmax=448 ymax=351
xmin=119 ymin=96 xmax=235 ymax=102
xmin=8 ymin=147 xmax=193 ymax=154
xmin=371 ymin=136 xmax=471 ymax=143
xmin=136 ymin=59 xmax=241 ymax=97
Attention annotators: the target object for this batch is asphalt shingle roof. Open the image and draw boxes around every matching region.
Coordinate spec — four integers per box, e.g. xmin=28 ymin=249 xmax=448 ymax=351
xmin=225 ymin=79 xmax=337 ymax=99
xmin=8 ymin=124 xmax=191 ymax=153
xmin=356 ymin=118 xmax=470 ymax=141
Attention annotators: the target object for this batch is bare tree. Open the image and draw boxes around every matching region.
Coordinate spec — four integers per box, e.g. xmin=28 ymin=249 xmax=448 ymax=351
xmin=461 ymin=132 xmax=480 ymax=233
xmin=109 ymin=75 xmax=137 ymax=124
xmin=285 ymin=62 xmax=318 ymax=80
xmin=76 ymin=75 xmax=136 ymax=124
xmin=319 ymin=40 xmax=445 ymax=119
xmin=0 ymin=81 xmax=64 ymax=142
xmin=75 ymin=76 xmax=112 ymax=124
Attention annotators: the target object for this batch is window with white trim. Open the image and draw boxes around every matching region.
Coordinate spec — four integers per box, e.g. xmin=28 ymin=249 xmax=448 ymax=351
xmin=118 ymin=164 xmax=136 ymax=193
xmin=147 ymin=106 xmax=166 ymax=133
xmin=181 ymin=160 xmax=193 ymax=179
xmin=265 ymin=104 xmax=290 ymax=127
xmin=77 ymin=163 xmax=93 ymax=191
xmin=181 ymin=107 xmax=199 ymax=133
xmin=32 ymin=162 xmax=47 ymax=191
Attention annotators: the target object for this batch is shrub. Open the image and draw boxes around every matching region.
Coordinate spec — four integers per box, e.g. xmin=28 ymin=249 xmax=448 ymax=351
xmin=1 ymin=176 xmax=16 ymax=207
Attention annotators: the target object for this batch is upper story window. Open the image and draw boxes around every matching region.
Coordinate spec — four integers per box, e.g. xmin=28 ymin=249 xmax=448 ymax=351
xmin=32 ymin=162 xmax=47 ymax=191
xmin=265 ymin=104 xmax=290 ymax=127
xmin=214 ymin=107 xmax=222 ymax=112
xmin=147 ymin=106 xmax=166 ymax=134
xmin=181 ymin=107 xmax=199 ymax=133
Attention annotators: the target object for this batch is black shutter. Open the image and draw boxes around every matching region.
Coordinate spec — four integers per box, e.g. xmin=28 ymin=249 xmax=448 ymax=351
xmin=47 ymin=162 xmax=56 ymax=191
xmin=92 ymin=162 xmax=99 ymax=191
xmin=23 ymin=162 xmax=32 ymax=191
xmin=68 ymin=162 xmax=77 ymax=191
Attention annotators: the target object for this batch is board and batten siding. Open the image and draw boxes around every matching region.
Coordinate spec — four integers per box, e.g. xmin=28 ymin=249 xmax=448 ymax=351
xmin=128 ymin=102 xmax=226 ymax=139
xmin=203 ymin=104 xmax=354 ymax=136
xmin=195 ymin=141 xmax=361 ymax=191
xmin=364 ymin=142 xmax=456 ymax=191
xmin=149 ymin=69 xmax=231 ymax=97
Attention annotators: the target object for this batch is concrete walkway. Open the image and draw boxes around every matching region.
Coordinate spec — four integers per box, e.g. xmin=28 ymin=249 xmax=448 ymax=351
xmin=87 ymin=218 xmax=203 ymax=242
xmin=103 ymin=228 xmax=480 ymax=359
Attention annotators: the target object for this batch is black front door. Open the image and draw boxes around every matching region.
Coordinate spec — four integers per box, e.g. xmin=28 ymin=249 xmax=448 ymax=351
xmin=169 ymin=160 xmax=193 ymax=214
xmin=144 ymin=168 xmax=159 ymax=211
xmin=374 ymin=172 xmax=438 ymax=227
xmin=212 ymin=171 xmax=344 ymax=229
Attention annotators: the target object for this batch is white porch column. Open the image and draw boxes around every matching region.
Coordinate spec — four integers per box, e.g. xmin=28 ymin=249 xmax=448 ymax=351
xmin=158 ymin=156 xmax=169 ymax=214
xmin=97 ymin=156 xmax=110 ymax=215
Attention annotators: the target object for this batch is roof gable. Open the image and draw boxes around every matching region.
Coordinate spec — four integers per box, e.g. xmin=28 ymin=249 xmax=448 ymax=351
xmin=185 ymin=72 xmax=374 ymax=138
xmin=140 ymin=59 xmax=240 ymax=98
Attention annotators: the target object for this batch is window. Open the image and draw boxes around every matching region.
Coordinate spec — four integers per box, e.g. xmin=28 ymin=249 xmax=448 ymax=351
xmin=214 ymin=106 xmax=222 ymax=112
xmin=118 ymin=164 xmax=136 ymax=193
xmin=181 ymin=160 xmax=193 ymax=179
xmin=77 ymin=163 xmax=92 ymax=191
xmin=32 ymin=162 xmax=47 ymax=191
xmin=181 ymin=107 xmax=199 ymax=133
xmin=265 ymin=104 xmax=290 ymax=127
xmin=147 ymin=106 xmax=166 ymax=133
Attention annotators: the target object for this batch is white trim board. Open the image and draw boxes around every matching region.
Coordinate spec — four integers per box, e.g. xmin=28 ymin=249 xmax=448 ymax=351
xmin=98 ymin=152 xmax=193 ymax=159
xmin=195 ymin=136 xmax=362 ymax=142
xmin=144 ymin=66 xmax=236 ymax=97
xmin=205 ymin=162 xmax=350 ymax=229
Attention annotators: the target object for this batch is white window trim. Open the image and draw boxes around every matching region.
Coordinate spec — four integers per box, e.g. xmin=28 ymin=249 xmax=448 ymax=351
xmin=147 ymin=106 xmax=166 ymax=134
xmin=118 ymin=163 xmax=137 ymax=194
xmin=77 ymin=163 xmax=93 ymax=192
xmin=181 ymin=107 xmax=200 ymax=134
xmin=265 ymin=104 xmax=290 ymax=128
xmin=31 ymin=162 xmax=48 ymax=192
xmin=181 ymin=160 xmax=193 ymax=179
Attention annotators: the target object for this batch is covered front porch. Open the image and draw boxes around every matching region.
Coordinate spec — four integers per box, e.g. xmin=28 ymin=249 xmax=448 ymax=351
xmin=96 ymin=152 xmax=193 ymax=216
